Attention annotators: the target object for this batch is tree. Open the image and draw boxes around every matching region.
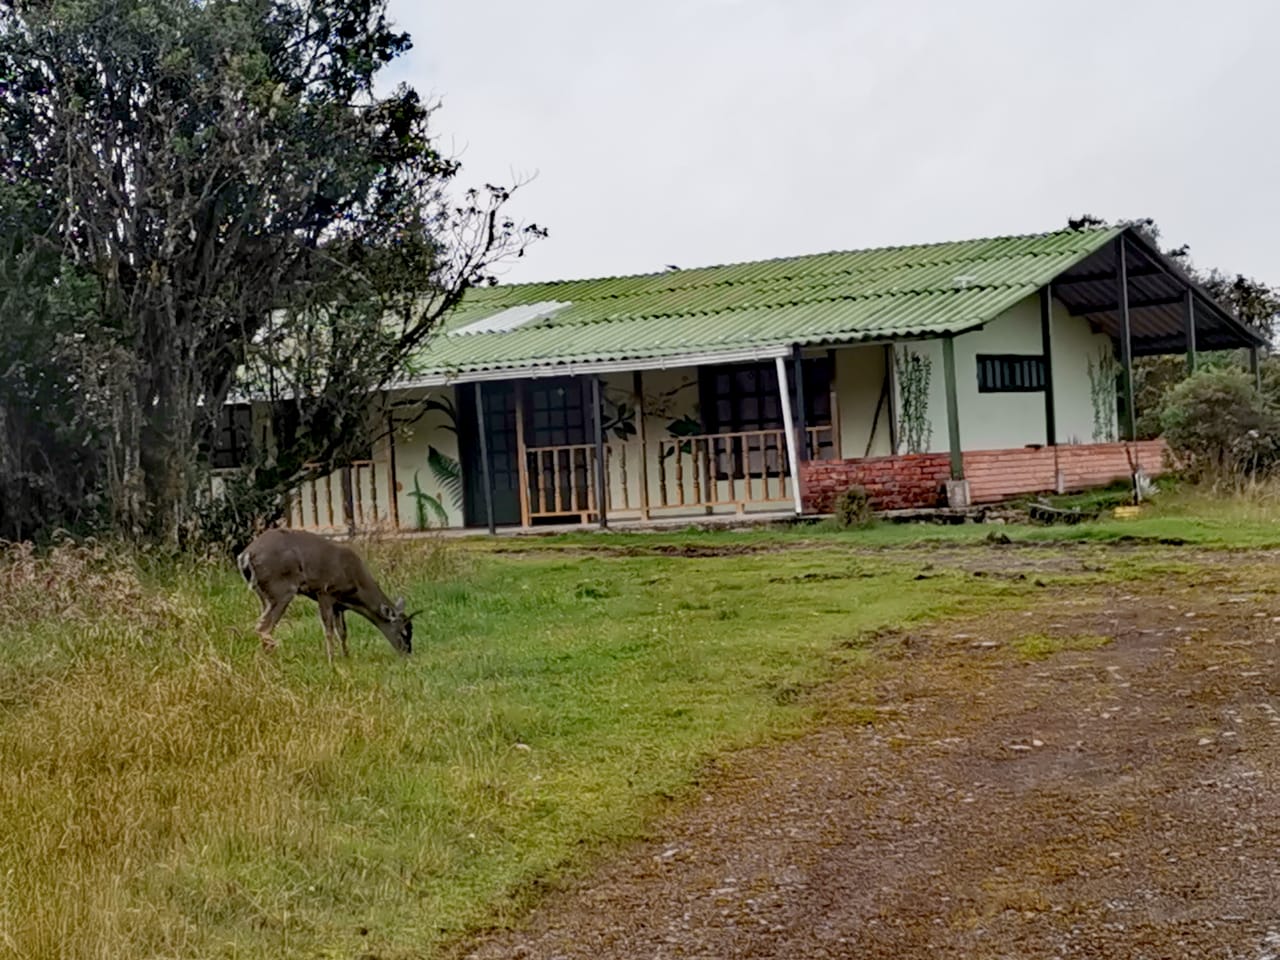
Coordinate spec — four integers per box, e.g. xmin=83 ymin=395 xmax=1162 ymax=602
xmin=0 ymin=0 xmax=543 ymax=542
xmin=1067 ymin=214 xmax=1279 ymax=439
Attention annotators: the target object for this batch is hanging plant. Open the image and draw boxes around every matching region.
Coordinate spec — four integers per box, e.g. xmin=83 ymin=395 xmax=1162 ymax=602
xmin=895 ymin=347 xmax=933 ymax=454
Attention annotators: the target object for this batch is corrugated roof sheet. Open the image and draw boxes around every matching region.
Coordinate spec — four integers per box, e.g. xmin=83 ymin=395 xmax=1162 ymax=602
xmin=407 ymin=226 xmax=1124 ymax=379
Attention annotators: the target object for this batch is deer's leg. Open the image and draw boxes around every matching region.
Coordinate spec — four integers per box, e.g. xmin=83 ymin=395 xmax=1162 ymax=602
xmin=334 ymin=606 xmax=350 ymax=658
xmin=255 ymin=591 xmax=295 ymax=651
xmin=317 ymin=596 xmax=338 ymax=665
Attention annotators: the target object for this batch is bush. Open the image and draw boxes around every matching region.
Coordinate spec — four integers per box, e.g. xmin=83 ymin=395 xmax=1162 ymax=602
xmin=833 ymin=485 xmax=874 ymax=528
xmin=1159 ymin=368 xmax=1280 ymax=483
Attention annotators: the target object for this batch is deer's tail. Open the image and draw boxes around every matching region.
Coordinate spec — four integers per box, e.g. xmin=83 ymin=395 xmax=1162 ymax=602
xmin=237 ymin=550 xmax=256 ymax=589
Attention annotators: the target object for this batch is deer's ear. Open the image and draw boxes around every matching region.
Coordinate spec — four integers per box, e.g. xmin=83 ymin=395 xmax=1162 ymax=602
xmin=394 ymin=596 xmax=406 ymax=616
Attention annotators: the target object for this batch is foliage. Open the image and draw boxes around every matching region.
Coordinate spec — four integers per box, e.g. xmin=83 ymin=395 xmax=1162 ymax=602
xmin=0 ymin=0 xmax=543 ymax=544
xmin=1158 ymin=368 xmax=1280 ymax=483
xmin=1086 ymin=345 xmax=1119 ymax=443
xmin=894 ymin=347 xmax=933 ymax=454
xmin=401 ymin=395 xmax=463 ymax=529
xmin=833 ymin=485 xmax=874 ymax=529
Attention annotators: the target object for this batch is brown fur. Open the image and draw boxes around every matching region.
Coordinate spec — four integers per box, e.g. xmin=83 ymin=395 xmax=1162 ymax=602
xmin=237 ymin=528 xmax=413 ymax=661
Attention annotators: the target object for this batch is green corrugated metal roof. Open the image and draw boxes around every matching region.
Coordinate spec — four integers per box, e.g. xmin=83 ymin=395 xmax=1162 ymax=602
xmin=406 ymin=226 xmax=1123 ymax=380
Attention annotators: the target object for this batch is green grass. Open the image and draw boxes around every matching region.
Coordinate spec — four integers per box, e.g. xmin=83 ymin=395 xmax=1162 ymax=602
xmin=2 ymin=489 xmax=1277 ymax=958
xmin=0 ymin=537 xmax=1042 ymax=959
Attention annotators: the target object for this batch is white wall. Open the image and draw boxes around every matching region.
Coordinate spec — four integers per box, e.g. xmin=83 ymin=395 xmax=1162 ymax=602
xmin=833 ymin=345 xmax=893 ymax=459
xmin=387 ymin=387 xmax=464 ymax=530
xmin=892 ymin=293 xmax=1116 ymax=455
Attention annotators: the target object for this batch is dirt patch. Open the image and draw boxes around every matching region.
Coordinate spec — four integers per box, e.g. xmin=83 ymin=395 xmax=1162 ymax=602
xmin=456 ymin=555 xmax=1280 ymax=960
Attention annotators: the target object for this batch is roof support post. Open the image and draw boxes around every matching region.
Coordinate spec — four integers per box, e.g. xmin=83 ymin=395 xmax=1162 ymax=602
xmin=1251 ymin=344 xmax=1262 ymax=393
xmin=1039 ymin=284 xmax=1056 ymax=447
xmin=884 ymin=344 xmax=898 ymax=454
xmin=633 ymin=370 xmax=650 ymax=520
xmin=774 ymin=355 xmax=804 ymax=514
xmin=942 ymin=335 xmax=963 ymax=480
xmin=514 ymin=381 xmax=531 ymax=528
xmin=1184 ymin=288 xmax=1198 ymax=374
xmin=791 ymin=344 xmax=808 ymax=460
xmin=385 ymin=411 xmax=400 ymax=530
xmin=1116 ymin=236 xmax=1137 ymax=442
xmin=474 ymin=382 xmax=496 ymax=535
xmin=592 ymin=375 xmax=608 ymax=529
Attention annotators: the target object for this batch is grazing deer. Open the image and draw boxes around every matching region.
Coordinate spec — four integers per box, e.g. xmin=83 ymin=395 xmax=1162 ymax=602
xmin=237 ymin=528 xmax=415 ymax=661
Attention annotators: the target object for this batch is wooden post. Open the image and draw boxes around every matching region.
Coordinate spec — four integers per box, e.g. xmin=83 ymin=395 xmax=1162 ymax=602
xmin=633 ymin=370 xmax=650 ymax=520
xmin=1184 ymin=288 xmax=1198 ymax=374
xmin=340 ymin=465 xmax=355 ymax=537
xmin=592 ymin=376 xmax=608 ymax=529
xmin=884 ymin=343 xmax=898 ymax=455
xmin=385 ymin=413 xmax=400 ymax=529
xmin=774 ymin=356 xmax=804 ymax=515
xmin=514 ymin=381 xmax=531 ymax=527
xmin=941 ymin=336 xmax=963 ymax=481
xmin=474 ymin=382 xmax=496 ymax=535
xmin=828 ymin=349 xmax=841 ymax=458
xmin=1251 ymin=344 xmax=1262 ymax=392
xmin=1039 ymin=284 xmax=1056 ymax=447
xmin=1116 ymin=236 xmax=1136 ymax=442
xmin=791 ymin=344 xmax=808 ymax=460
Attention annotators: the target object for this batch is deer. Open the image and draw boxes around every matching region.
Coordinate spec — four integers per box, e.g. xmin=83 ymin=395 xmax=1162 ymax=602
xmin=237 ymin=527 xmax=415 ymax=662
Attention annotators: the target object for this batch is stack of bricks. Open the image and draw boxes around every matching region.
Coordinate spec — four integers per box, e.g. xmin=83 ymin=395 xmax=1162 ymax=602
xmin=801 ymin=453 xmax=953 ymax=513
xmin=964 ymin=439 xmax=1169 ymax=503
xmin=801 ymin=440 xmax=1171 ymax=514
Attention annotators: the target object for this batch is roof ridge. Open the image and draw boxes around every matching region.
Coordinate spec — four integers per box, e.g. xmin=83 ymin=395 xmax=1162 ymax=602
xmin=477 ymin=225 xmax=1118 ymax=295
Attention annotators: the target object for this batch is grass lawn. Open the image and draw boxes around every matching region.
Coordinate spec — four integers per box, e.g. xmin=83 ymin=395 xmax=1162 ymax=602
xmin=1 ymin=489 xmax=1277 ymax=958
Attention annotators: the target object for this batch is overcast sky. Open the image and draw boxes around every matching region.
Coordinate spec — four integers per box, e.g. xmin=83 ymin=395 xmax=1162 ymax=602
xmin=383 ymin=0 xmax=1280 ymax=286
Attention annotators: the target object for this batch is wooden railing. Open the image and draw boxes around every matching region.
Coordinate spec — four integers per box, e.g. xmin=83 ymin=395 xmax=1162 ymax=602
xmin=526 ymin=443 xmax=599 ymax=521
xmin=286 ymin=460 xmax=394 ymax=531
xmin=523 ymin=424 xmax=837 ymax=522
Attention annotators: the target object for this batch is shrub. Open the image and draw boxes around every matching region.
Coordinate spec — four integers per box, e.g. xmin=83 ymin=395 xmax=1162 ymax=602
xmin=1159 ymin=368 xmax=1280 ymax=483
xmin=833 ymin=485 xmax=874 ymax=528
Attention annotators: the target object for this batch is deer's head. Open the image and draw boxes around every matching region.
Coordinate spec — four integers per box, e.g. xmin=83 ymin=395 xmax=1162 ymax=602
xmin=378 ymin=596 xmax=415 ymax=654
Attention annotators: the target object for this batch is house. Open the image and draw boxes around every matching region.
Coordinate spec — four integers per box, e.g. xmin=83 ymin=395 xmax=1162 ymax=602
xmin=230 ymin=224 xmax=1265 ymax=532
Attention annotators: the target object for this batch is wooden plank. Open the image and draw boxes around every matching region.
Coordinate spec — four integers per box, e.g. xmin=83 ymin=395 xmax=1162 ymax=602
xmin=634 ymin=370 xmax=650 ymax=519
xmin=514 ymin=381 xmax=531 ymax=527
xmin=386 ymin=413 xmax=400 ymax=529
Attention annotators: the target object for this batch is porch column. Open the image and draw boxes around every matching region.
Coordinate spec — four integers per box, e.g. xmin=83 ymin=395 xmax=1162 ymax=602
xmin=514 ymin=381 xmax=531 ymax=527
xmin=1039 ymin=285 xmax=1056 ymax=446
xmin=884 ymin=344 xmax=898 ymax=454
xmin=592 ymin=375 xmax=608 ymax=529
xmin=941 ymin=336 xmax=963 ymax=480
xmin=774 ymin=355 xmax=804 ymax=515
xmin=791 ymin=344 xmax=808 ymax=459
xmin=633 ymin=370 xmax=650 ymax=520
xmin=474 ymin=382 xmax=496 ymax=535
xmin=1251 ymin=345 xmax=1262 ymax=393
xmin=1184 ymin=288 xmax=1198 ymax=374
xmin=385 ymin=411 xmax=401 ymax=529
xmin=1116 ymin=236 xmax=1137 ymax=442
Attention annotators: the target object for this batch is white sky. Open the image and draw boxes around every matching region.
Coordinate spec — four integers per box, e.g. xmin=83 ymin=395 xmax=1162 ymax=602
xmin=383 ymin=0 xmax=1280 ymax=286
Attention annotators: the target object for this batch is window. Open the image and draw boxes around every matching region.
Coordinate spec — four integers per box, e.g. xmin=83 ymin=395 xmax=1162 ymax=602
xmin=211 ymin=404 xmax=253 ymax=469
xmin=700 ymin=357 xmax=834 ymax=476
xmin=976 ymin=354 xmax=1046 ymax=393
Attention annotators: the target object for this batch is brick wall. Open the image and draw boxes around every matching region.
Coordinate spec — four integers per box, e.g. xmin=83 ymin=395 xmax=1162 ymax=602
xmin=964 ymin=439 xmax=1169 ymax=504
xmin=802 ymin=440 xmax=1170 ymax=513
xmin=801 ymin=453 xmax=953 ymax=512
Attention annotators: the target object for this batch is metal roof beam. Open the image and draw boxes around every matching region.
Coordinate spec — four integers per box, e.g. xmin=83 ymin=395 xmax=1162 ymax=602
xmin=1053 ymin=266 xmax=1162 ymax=286
xmin=1073 ymin=293 xmax=1188 ymax=315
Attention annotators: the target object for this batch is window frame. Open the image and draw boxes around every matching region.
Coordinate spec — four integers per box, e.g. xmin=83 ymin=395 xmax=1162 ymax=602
xmin=975 ymin=354 xmax=1047 ymax=394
